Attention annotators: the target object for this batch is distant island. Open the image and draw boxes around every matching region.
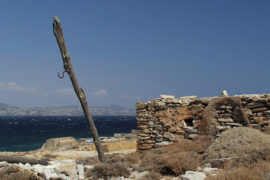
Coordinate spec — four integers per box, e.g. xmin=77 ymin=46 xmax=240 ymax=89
xmin=0 ymin=102 xmax=135 ymax=116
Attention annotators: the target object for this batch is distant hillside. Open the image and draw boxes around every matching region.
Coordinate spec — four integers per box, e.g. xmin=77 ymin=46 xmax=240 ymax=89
xmin=0 ymin=102 xmax=135 ymax=116
xmin=0 ymin=103 xmax=9 ymax=110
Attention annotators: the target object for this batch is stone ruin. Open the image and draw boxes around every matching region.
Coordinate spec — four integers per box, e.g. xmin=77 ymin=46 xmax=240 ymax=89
xmin=136 ymin=93 xmax=270 ymax=150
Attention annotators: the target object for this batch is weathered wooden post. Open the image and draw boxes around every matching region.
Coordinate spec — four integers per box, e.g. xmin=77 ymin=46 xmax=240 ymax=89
xmin=53 ymin=16 xmax=105 ymax=162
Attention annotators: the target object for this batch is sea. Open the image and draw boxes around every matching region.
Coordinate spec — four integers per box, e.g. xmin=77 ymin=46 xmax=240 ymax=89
xmin=0 ymin=116 xmax=137 ymax=152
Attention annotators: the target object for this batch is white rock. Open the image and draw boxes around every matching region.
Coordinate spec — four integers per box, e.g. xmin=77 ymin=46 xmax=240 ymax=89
xmin=43 ymin=168 xmax=57 ymax=179
xmin=178 ymin=96 xmax=197 ymax=104
xmin=156 ymin=141 xmax=170 ymax=146
xmin=134 ymin=171 xmax=148 ymax=179
xmin=203 ymin=167 xmax=218 ymax=173
xmin=51 ymin=159 xmax=78 ymax=178
xmin=77 ymin=164 xmax=84 ymax=179
xmin=32 ymin=164 xmax=46 ymax=173
xmin=221 ymin=90 xmax=229 ymax=97
xmin=179 ymin=96 xmax=197 ymax=100
xmin=181 ymin=171 xmax=206 ymax=180
xmin=160 ymin=94 xmax=175 ymax=99
xmin=84 ymin=165 xmax=94 ymax=170
xmin=188 ymin=134 xmax=199 ymax=139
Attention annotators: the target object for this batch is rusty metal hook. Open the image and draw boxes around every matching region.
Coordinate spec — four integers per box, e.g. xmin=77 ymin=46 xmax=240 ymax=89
xmin=58 ymin=71 xmax=66 ymax=79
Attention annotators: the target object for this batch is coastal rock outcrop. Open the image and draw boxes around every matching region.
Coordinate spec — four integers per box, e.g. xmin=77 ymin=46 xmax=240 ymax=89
xmin=41 ymin=137 xmax=78 ymax=151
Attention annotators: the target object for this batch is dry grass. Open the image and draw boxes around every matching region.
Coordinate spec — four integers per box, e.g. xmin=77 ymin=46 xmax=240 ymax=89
xmin=85 ymin=137 xmax=211 ymax=179
xmin=207 ymin=161 xmax=270 ymax=180
xmin=76 ymin=156 xmax=100 ymax=165
xmin=136 ymin=139 xmax=208 ymax=176
xmin=87 ymin=161 xmax=130 ymax=180
xmin=165 ymin=135 xmax=213 ymax=153
xmin=85 ymin=153 xmax=130 ymax=180
xmin=140 ymin=151 xmax=201 ymax=175
xmin=203 ymin=127 xmax=270 ymax=163
xmin=123 ymin=151 xmax=142 ymax=165
xmin=0 ymin=165 xmax=45 ymax=180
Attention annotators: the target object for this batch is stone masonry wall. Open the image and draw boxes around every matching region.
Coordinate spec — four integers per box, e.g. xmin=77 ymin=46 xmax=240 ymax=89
xmin=136 ymin=94 xmax=270 ymax=150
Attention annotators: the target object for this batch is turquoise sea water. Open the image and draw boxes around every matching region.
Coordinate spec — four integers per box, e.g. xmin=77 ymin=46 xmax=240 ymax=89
xmin=0 ymin=116 xmax=137 ymax=152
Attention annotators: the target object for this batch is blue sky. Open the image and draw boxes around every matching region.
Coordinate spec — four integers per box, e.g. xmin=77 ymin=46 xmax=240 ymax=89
xmin=0 ymin=1 xmax=269 ymax=108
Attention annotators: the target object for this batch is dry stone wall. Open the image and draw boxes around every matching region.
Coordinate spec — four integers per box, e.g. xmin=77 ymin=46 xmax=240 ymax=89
xmin=136 ymin=94 xmax=270 ymax=150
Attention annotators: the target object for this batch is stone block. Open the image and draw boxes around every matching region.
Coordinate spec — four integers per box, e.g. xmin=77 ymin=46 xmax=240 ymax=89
xmin=138 ymin=136 xmax=150 ymax=141
xmin=160 ymin=94 xmax=175 ymax=99
xmin=163 ymin=132 xmax=173 ymax=139
xmin=153 ymin=125 xmax=162 ymax=129
xmin=183 ymin=127 xmax=197 ymax=134
xmin=138 ymin=133 xmax=148 ymax=137
xmin=247 ymin=103 xmax=265 ymax=109
xmin=179 ymin=96 xmax=197 ymax=101
xmin=225 ymin=123 xmax=243 ymax=127
xmin=252 ymin=107 xmax=268 ymax=113
xmin=217 ymin=110 xmax=225 ymax=113
xmin=172 ymin=134 xmax=185 ymax=141
xmin=188 ymin=134 xmax=199 ymax=139
xmin=217 ymin=126 xmax=227 ymax=132
xmin=218 ymin=113 xmax=233 ymax=118
xmin=255 ymin=98 xmax=268 ymax=103
xmin=224 ymin=109 xmax=233 ymax=113
xmin=156 ymin=137 xmax=164 ymax=142
xmin=169 ymin=126 xmax=185 ymax=134
xmin=142 ymin=129 xmax=152 ymax=134
xmin=136 ymin=101 xmax=146 ymax=110
xmin=137 ymin=121 xmax=149 ymax=125
xmin=144 ymin=140 xmax=155 ymax=144
xmin=217 ymin=118 xmax=233 ymax=123
xmin=156 ymin=141 xmax=170 ymax=147
xmin=137 ymin=125 xmax=147 ymax=129
xmin=153 ymin=102 xmax=167 ymax=111
xmin=265 ymin=110 xmax=270 ymax=115
xmin=137 ymin=143 xmax=153 ymax=150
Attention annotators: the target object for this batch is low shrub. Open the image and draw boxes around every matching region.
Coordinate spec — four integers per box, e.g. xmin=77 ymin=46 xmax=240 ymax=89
xmin=85 ymin=154 xmax=130 ymax=180
xmin=139 ymin=150 xmax=201 ymax=176
xmin=203 ymin=127 xmax=270 ymax=163
xmin=89 ymin=162 xmax=130 ymax=180
xmin=0 ymin=165 xmax=45 ymax=180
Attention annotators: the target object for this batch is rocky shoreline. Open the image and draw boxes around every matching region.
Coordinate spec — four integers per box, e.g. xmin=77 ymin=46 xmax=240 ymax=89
xmin=0 ymin=133 xmax=137 ymax=180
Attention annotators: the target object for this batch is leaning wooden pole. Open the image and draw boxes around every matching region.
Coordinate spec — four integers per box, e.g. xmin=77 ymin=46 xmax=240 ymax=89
xmin=53 ymin=16 xmax=105 ymax=162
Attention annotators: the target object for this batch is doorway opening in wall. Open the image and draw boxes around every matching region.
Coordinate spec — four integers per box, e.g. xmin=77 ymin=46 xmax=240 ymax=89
xmin=184 ymin=119 xmax=193 ymax=126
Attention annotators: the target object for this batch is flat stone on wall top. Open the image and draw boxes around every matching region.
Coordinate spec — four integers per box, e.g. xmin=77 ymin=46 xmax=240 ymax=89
xmin=160 ymin=94 xmax=175 ymax=99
